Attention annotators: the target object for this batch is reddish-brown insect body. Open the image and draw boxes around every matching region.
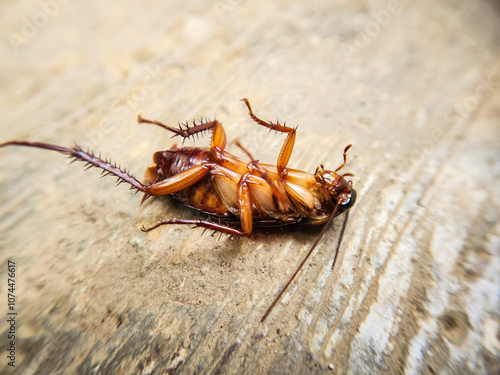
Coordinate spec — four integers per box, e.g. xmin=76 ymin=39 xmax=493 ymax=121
xmin=0 ymin=99 xmax=356 ymax=321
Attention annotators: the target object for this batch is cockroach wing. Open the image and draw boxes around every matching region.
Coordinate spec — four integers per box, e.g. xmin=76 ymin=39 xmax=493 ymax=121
xmin=212 ymin=169 xmax=241 ymax=215
xmin=284 ymin=182 xmax=317 ymax=210
xmin=247 ymin=175 xmax=277 ymax=213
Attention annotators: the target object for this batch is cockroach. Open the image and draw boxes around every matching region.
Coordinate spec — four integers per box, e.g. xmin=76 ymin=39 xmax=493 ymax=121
xmin=0 ymin=99 xmax=356 ymax=322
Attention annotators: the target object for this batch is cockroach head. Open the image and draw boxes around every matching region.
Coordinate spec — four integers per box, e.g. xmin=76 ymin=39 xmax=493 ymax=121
xmin=315 ymin=165 xmax=356 ymax=209
xmin=315 ymin=144 xmax=356 ymax=210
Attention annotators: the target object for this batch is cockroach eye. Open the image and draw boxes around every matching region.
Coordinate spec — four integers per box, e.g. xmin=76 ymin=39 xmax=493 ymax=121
xmin=341 ymin=189 xmax=357 ymax=209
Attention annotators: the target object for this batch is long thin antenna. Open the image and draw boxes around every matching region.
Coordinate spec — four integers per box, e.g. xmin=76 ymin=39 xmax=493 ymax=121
xmin=261 ymin=202 xmax=342 ymax=322
xmin=332 ymin=210 xmax=349 ymax=269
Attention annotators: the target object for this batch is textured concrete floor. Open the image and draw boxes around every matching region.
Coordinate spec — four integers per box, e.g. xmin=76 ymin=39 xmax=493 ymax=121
xmin=0 ymin=0 xmax=499 ymax=374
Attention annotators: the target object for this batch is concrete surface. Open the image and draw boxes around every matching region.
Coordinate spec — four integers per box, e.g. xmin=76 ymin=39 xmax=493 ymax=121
xmin=0 ymin=0 xmax=499 ymax=374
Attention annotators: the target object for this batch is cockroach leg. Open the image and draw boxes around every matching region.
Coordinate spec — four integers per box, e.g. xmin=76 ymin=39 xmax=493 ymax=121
xmin=237 ymin=172 xmax=254 ymax=234
xmin=138 ymin=114 xmax=220 ymax=144
xmin=145 ymin=164 xmax=214 ymax=196
xmin=276 ymin=128 xmax=296 ymax=175
xmin=233 ymin=139 xmax=256 ymax=161
xmin=141 ymin=219 xmax=246 ymax=236
xmin=0 ymin=140 xmax=220 ymax=207
xmin=138 ymin=115 xmax=232 ymax=165
xmin=240 ymin=98 xmax=293 ymax=134
xmin=247 ymin=161 xmax=294 ymax=212
xmin=0 ymin=141 xmax=147 ymax=192
xmin=240 ymin=98 xmax=297 ymax=175
xmin=140 ymin=193 xmax=151 ymax=205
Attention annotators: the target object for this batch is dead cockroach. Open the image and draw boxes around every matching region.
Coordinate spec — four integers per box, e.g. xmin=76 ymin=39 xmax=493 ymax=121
xmin=0 ymin=99 xmax=356 ymax=322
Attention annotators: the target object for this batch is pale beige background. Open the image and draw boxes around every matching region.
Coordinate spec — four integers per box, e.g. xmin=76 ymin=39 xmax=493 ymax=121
xmin=0 ymin=0 xmax=499 ymax=374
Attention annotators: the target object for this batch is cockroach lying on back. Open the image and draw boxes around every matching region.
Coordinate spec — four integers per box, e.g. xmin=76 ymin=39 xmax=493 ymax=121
xmin=0 ymin=99 xmax=356 ymax=322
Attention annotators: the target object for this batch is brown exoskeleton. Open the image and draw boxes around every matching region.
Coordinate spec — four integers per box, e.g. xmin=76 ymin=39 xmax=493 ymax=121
xmin=0 ymin=99 xmax=356 ymax=321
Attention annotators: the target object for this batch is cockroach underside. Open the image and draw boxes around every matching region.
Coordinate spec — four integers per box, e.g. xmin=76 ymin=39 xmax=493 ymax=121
xmin=0 ymin=99 xmax=356 ymax=322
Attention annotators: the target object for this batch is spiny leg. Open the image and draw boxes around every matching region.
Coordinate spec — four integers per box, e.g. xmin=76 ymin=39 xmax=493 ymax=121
xmin=240 ymin=98 xmax=293 ymax=133
xmin=138 ymin=114 xmax=229 ymax=162
xmin=137 ymin=114 xmax=220 ymax=144
xmin=240 ymin=98 xmax=297 ymax=175
xmin=142 ymin=113 xmax=251 ymax=176
xmin=0 ymin=141 xmax=146 ymax=192
xmin=141 ymin=218 xmax=247 ymax=236
xmin=0 ymin=140 xmax=217 ymax=200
